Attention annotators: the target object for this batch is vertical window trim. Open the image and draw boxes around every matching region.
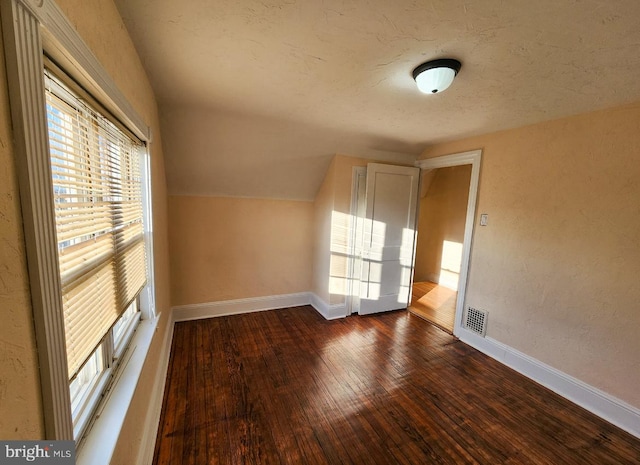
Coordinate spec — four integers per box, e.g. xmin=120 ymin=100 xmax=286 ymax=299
xmin=1 ymin=0 xmax=153 ymax=441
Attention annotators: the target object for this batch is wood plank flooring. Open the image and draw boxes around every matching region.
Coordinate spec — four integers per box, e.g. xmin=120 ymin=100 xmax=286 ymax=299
xmin=153 ymin=306 xmax=640 ymax=465
xmin=409 ymin=281 xmax=457 ymax=333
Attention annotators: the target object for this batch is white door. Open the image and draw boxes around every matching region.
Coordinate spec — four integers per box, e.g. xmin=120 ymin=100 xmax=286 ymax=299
xmin=359 ymin=163 xmax=420 ymax=315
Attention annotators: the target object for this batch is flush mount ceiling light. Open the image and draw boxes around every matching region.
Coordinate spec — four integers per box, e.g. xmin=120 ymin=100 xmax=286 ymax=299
xmin=412 ymin=59 xmax=462 ymax=94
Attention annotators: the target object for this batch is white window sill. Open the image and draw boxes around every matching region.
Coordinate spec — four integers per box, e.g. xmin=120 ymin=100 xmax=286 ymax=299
xmin=76 ymin=316 xmax=158 ymax=465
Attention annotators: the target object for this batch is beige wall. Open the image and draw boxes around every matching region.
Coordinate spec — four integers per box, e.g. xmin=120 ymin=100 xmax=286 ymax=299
xmin=419 ymin=102 xmax=640 ymax=408
xmin=0 ymin=0 xmax=172 ymax=459
xmin=414 ymin=165 xmax=471 ymax=283
xmin=168 ymin=196 xmax=313 ymax=306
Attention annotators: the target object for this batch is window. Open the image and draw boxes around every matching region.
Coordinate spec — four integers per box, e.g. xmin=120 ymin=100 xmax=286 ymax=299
xmin=44 ymin=68 xmax=147 ymax=440
xmin=2 ymin=0 xmax=155 ymax=448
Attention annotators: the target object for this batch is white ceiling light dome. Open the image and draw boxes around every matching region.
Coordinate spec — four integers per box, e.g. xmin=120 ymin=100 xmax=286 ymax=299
xmin=413 ymin=59 xmax=462 ymax=94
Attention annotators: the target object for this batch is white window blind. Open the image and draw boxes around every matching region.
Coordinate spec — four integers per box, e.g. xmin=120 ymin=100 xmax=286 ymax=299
xmin=45 ymin=70 xmax=147 ymax=380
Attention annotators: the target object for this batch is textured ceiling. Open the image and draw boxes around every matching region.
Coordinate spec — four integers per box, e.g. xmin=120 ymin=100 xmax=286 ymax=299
xmin=114 ymin=0 xmax=640 ymax=200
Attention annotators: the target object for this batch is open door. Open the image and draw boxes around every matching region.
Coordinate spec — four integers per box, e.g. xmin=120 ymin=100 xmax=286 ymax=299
xmin=359 ymin=163 xmax=420 ymax=315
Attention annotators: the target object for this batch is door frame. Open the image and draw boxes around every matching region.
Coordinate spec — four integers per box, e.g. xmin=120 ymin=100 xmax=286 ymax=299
xmin=414 ymin=149 xmax=482 ymax=337
xmin=346 ymin=166 xmax=367 ymax=315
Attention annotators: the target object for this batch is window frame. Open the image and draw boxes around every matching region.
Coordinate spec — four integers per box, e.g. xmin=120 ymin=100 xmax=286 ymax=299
xmin=1 ymin=0 xmax=155 ymax=445
xmin=69 ymin=301 xmax=142 ymax=441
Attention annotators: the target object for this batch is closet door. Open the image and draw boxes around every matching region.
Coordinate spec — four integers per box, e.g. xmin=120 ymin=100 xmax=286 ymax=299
xmin=359 ymin=163 xmax=420 ymax=315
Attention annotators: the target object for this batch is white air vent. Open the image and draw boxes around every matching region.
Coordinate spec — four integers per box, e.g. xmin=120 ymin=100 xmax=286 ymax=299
xmin=465 ymin=307 xmax=488 ymax=336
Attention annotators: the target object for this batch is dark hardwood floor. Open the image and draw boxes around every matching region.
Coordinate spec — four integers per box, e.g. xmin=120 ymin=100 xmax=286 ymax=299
xmin=153 ymin=306 xmax=640 ymax=465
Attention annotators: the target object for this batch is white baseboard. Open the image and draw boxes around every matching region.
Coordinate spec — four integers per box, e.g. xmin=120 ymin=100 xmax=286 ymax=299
xmin=309 ymin=293 xmax=348 ymax=320
xmin=458 ymin=328 xmax=640 ymax=439
xmin=172 ymin=292 xmax=312 ymax=322
xmin=136 ymin=311 xmax=176 ymax=465
xmin=172 ymin=292 xmax=348 ymax=322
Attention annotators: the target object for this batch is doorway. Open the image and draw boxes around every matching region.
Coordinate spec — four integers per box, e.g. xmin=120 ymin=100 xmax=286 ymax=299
xmin=409 ymin=165 xmax=472 ymax=333
xmin=346 ymin=151 xmax=481 ymax=334
xmin=413 ymin=150 xmax=482 ymax=337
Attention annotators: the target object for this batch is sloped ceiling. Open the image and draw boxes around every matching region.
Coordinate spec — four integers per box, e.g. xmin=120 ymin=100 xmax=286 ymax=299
xmin=114 ymin=0 xmax=640 ymax=201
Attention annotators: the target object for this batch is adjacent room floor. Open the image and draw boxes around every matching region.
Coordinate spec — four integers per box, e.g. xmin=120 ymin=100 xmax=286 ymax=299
xmin=409 ymin=281 xmax=457 ymax=334
xmin=153 ymin=306 xmax=640 ymax=465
